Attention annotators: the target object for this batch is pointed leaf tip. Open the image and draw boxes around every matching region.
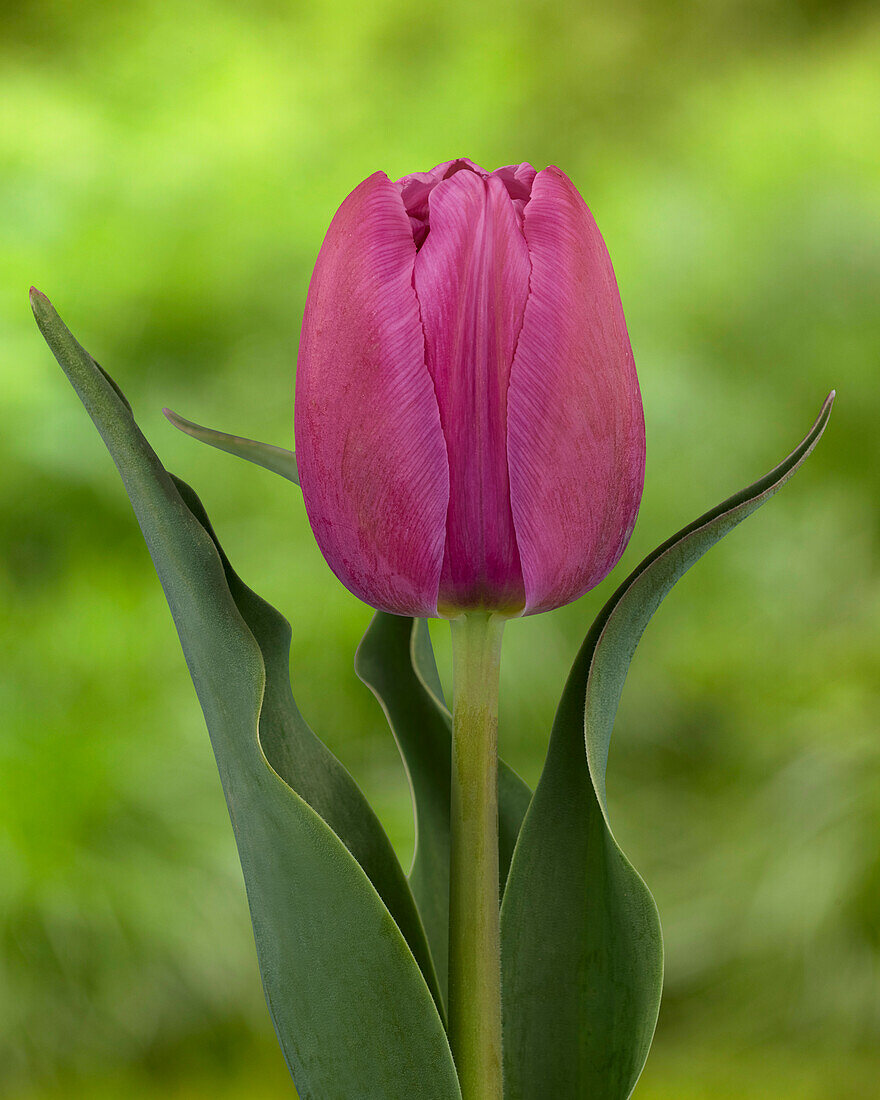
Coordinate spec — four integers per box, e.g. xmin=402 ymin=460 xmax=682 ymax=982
xmin=501 ymin=395 xmax=833 ymax=1099
xmin=164 ymin=407 xmax=300 ymax=486
xmin=38 ymin=310 xmax=458 ymax=1097
xmin=29 ymin=286 xmax=50 ymax=318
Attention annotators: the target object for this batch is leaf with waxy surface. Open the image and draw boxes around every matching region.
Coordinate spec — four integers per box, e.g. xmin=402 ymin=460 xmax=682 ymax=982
xmin=31 ymin=290 xmax=459 ymax=1100
xmin=163 ymin=406 xmax=300 ymax=483
xmin=501 ymin=392 xmax=834 ymax=1100
xmin=356 ymin=613 xmax=532 ymax=1006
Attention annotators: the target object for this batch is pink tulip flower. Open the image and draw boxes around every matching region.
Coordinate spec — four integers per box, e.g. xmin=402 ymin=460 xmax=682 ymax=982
xmin=294 ymin=159 xmax=645 ymax=618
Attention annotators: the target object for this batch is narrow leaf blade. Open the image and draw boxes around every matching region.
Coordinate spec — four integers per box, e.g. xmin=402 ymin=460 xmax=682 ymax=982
xmin=32 ymin=290 xmax=459 ymax=1099
xmin=164 ymin=406 xmax=299 ymax=483
xmin=501 ymin=394 xmax=834 ymax=1100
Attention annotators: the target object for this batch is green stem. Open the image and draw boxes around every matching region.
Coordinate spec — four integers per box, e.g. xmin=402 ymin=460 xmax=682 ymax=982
xmin=448 ymin=611 xmax=506 ymax=1100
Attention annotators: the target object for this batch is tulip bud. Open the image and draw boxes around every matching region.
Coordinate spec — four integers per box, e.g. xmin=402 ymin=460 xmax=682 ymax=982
xmin=295 ymin=159 xmax=645 ymax=618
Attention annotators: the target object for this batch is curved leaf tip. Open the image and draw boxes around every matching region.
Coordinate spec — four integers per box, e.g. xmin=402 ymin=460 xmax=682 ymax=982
xmin=164 ymin=406 xmax=300 ymax=485
xmin=501 ymin=392 xmax=833 ymax=1100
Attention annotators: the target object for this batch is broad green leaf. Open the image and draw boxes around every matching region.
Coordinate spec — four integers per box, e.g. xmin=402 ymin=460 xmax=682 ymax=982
xmin=356 ymin=613 xmax=532 ymax=1006
xmin=171 ymin=477 xmax=443 ymax=1014
xmin=164 ymin=406 xmax=299 ymax=483
xmin=32 ymin=291 xmax=458 ymax=1100
xmin=501 ymin=393 xmax=834 ymax=1100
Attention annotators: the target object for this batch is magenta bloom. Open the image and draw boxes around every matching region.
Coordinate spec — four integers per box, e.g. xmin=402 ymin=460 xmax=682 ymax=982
xmin=294 ymin=159 xmax=645 ymax=618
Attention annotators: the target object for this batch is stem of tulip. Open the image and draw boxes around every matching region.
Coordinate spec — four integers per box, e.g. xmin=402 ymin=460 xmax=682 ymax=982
xmin=448 ymin=610 xmax=506 ymax=1100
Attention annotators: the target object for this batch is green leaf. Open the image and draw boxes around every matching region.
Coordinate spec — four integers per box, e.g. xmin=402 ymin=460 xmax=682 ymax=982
xmin=356 ymin=613 xmax=532 ymax=1007
xmin=32 ymin=290 xmax=458 ymax=1100
xmin=501 ymin=393 xmax=834 ymax=1100
xmin=171 ymin=478 xmax=443 ymax=1012
xmin=163 ymin=406 xmax=299 ymax=483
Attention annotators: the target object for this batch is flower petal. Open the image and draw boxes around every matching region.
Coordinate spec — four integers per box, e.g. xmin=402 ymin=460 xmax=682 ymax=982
xmin=295 ymin=172 xmax=449 ymax=616
xmin=397 ymin=159 xmax=488 ymax=249
xmin=507 ymin=166 xmax=646 ymax=615
xmin=414 ymin=169 xmax=530 ymax=613
xmin=493 ymin=163 xmax=537 ymax=226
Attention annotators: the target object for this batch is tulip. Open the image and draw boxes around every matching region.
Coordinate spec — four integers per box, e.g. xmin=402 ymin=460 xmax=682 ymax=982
xmin=294 ymin=158 xmax=645 ymax=619
xmin=296 ymin=160 xmax=646 ymax=1097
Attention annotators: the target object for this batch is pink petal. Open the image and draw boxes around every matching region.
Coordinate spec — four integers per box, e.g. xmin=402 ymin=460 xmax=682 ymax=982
xmin=294 ymin=172 xmax=449 ymax=616
xmin=493 ymin=163 xmax=537 ymax=226
xmin=507 ymin=167 xmax=646 ymax=615
xmin=397 ymin=159 xmax=488 ymax=249
xmin=414 ymin=169 xmax=530 ymax=613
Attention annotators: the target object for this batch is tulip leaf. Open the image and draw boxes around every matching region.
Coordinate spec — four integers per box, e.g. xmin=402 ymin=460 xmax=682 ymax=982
xmin=164 ymin=406 xmax=299 ymax=483
xmin=501 ymin=392 xmax=834 ymax=1100
xmin=172 ymin=480 xmax=444 ymax=1012
xmin=356 ymin=612 xmax=532 ymax=1007
xmin=32 ymin=291 xmax=459 ymax=1099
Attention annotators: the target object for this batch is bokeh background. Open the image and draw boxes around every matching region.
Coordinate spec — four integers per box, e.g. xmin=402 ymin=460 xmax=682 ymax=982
xmin=2 ymin=0 xmax=879 ymax=1096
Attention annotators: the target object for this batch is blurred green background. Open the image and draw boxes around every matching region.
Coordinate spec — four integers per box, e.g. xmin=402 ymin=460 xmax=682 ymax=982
xmin=2 ymin=0 xmax=878 ymax=1096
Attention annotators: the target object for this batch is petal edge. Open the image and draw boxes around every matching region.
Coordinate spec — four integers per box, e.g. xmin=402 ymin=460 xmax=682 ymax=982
xmin=295 ymin=173 xmax=450 ymax=616
xmin=507 ymin=167 xmax=646 ymax=615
